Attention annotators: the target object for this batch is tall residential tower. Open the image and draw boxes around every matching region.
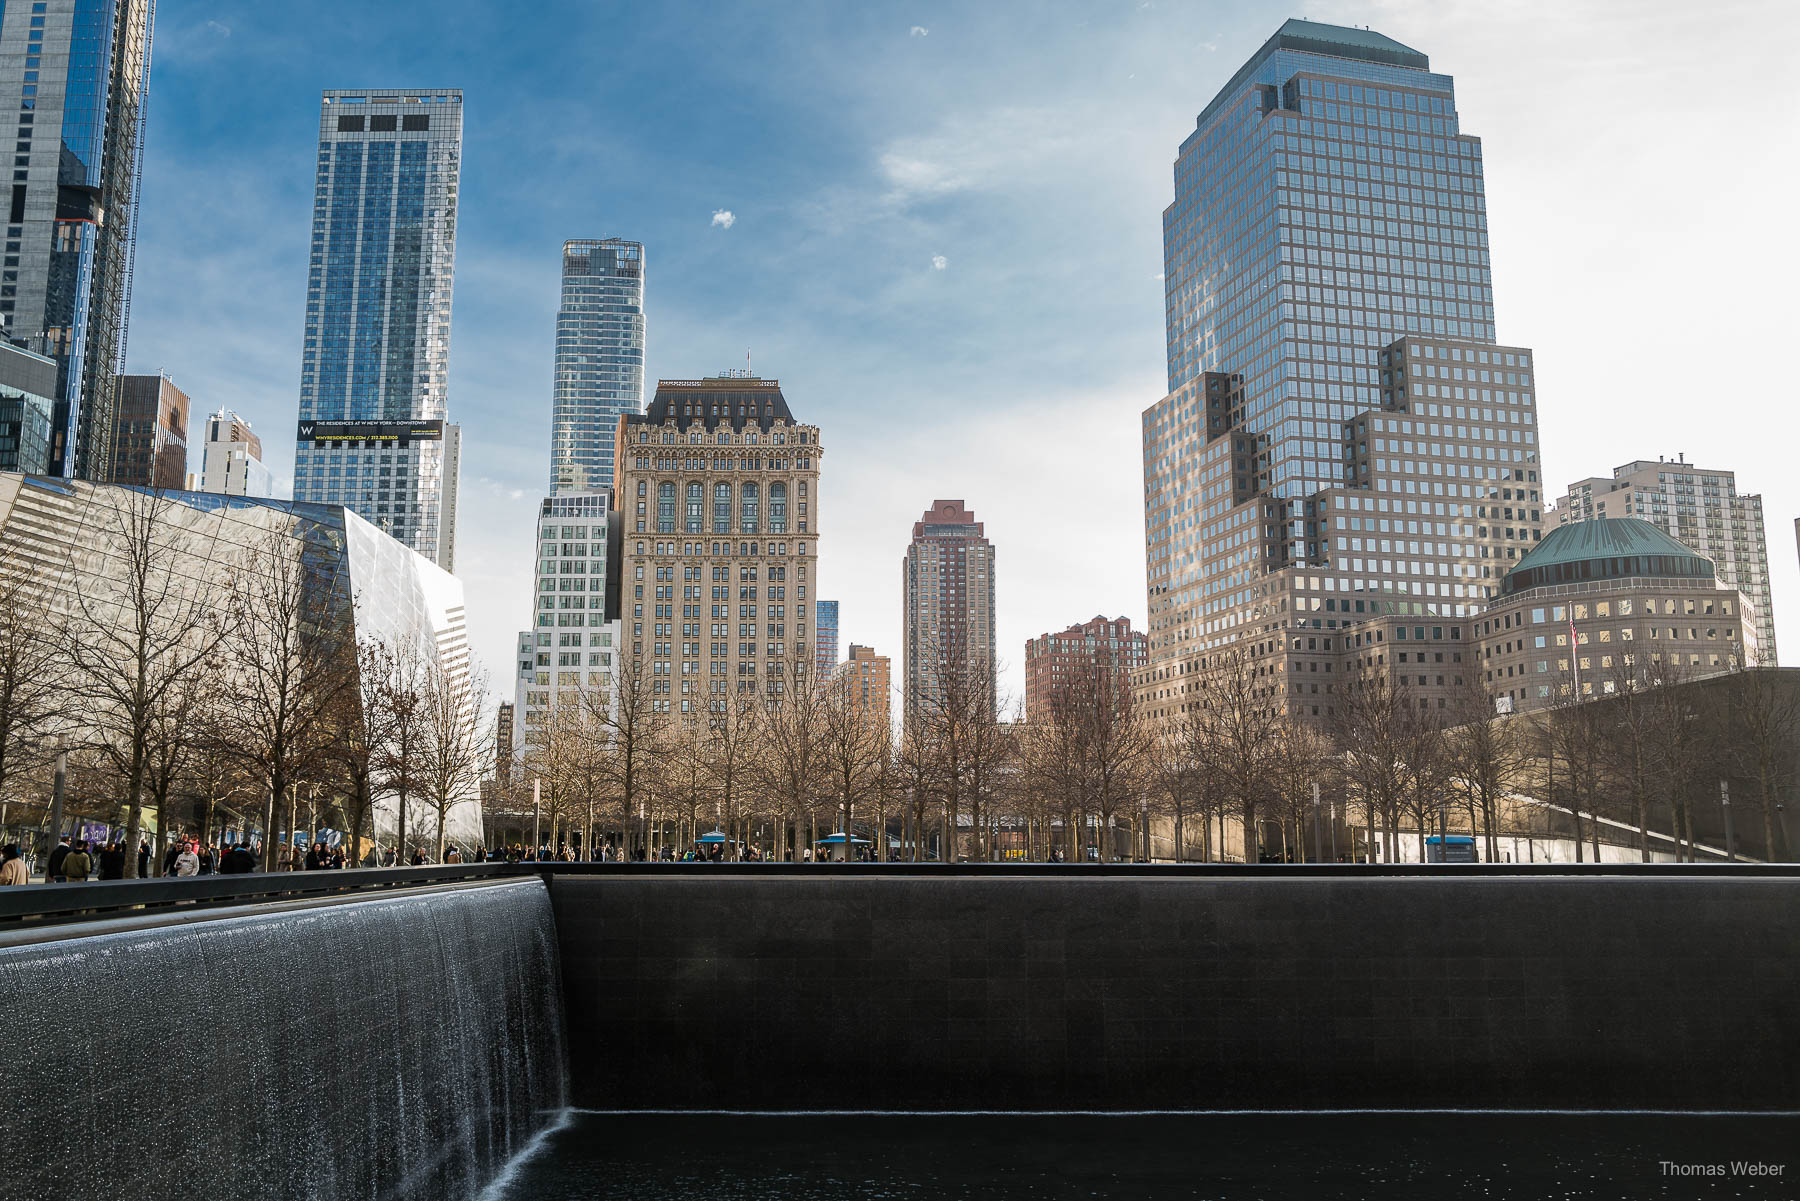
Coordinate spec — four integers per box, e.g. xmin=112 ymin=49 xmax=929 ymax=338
xmin=552 ymin=238 xmax=644 ymax=495
xmin=292 ymin=89 xmax=463 ymax=570
xmin=903 ymin=500 xmax=997 ymax=726
xmin=0 ymin=0 xmax=154 ymax=481
xmin=1140 ymin=20 xmax=1544 ymax=724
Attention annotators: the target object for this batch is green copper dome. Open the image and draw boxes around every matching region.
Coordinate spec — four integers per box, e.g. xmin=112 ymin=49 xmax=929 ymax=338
xmin=1503 ymin=517 xmax=1714 ymax=595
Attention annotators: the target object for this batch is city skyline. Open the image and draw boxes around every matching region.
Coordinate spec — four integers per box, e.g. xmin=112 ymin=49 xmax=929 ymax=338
xmin=113 ymin=0 xmax=1800 ymax=703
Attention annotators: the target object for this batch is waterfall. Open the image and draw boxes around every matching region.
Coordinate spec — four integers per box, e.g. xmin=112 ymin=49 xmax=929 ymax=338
xmin=0 ymin=879 xmax=567 ymax=1201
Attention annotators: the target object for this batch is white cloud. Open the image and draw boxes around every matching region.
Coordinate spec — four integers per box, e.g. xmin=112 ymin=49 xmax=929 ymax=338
xmin=910 ymin=26 xmax=929 ymax=37
xmin=205 ymin=19 xmax=231 ymax=36
xmin=931 ymin=255 xmax=948 ymax=271
xmin=711 ymin=209 xmax=736 ymax=229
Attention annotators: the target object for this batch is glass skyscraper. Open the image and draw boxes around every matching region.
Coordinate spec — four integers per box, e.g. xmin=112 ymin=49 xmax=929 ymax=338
xmin=1140 ymin=20 xmax=1545 ymax=726
xmin=0 ymin=0 xmax=154 ymax=482
xmin=551 ymin=238 xmax=644 ymax=495
xmin=293 ymin=89 xmax=463 ymax=571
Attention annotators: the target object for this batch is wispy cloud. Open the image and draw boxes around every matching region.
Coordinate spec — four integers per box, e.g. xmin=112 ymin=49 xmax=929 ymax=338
xmin=205 ymin=19 xmax=232 ymax=36
xmin=711 ymin=208 xmax=736 ymax=229
xmin=931 ymin=255 xmax=948 ymax=270
xmin=910 ymin=26 xmax=929 ymax=37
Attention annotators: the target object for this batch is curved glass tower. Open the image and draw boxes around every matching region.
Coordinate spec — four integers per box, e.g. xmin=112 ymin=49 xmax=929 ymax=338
xmin=551 ymin=238 xmax=644 ymax=495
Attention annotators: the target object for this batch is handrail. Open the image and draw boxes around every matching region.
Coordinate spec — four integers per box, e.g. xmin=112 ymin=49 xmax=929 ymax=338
xmin=4 ymin=859 xmax=1794 ymax=932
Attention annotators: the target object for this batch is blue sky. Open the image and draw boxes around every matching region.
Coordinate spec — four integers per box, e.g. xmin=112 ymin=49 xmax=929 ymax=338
xmin=128 ymin=0 xmax=1800 ymax=696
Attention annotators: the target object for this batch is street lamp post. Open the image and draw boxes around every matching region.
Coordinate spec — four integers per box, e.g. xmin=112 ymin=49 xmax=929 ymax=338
xmin=531 ymin=777 xmax=541 ymax=856
xmin=1310 ymin=781 xmax=1322 ymax=864
xmin=1719 ymin=779 xmax=1736 ymax=863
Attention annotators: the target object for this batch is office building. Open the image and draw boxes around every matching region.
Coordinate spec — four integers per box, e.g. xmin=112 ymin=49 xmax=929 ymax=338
xmin=1476 ymin=518 xmax=1755 ymax=711
xmin=188 ymin=408 xmax=271 ymax=497
xmin=0 ymin=341 xmax=56 ymax=474
xmin=815 ymin=599 xmax=839 ymax=678
xmin=551 ymin=239 xmax=644 ymax=495
xmin=614 ymin=374 xmax=823 ymax=714
xmin=107 ymin=374 xmax=188 ymax=489
xmin=292 ymin=89 xmax=463 ymax=570
xmin=494 ymin=702 xmax=514 ymax=783
xmin=0 ymin=0 xmax=154 ymax=481
xmin=1024 ymin=616 xmax=1148 ymax=724
xmin=1140 ymin=20 xmax=1546 ymax=725
xmin=903 ymin=499 xmax=997 ymax=725
xmin=0 ymin=471 xmax=480 ymax=841
xmin=828 ymin=643 xmax=891 ymax=731
xmin=513 ymin=490 xmax=621 ymax=750
xmin=1554 ymin=458 xmax=1776 ymax=664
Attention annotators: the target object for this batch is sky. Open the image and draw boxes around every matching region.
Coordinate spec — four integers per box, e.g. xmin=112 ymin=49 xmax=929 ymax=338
xmin=127 ymin=0 xmax=1800 ymax=705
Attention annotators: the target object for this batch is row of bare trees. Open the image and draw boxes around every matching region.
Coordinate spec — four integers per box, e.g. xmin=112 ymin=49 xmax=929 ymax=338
xmin=0 ymin=489 xmax=490 ymax=875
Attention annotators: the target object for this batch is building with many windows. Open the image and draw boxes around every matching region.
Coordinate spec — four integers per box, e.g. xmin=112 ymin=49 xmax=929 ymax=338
xmin=1553 ymin=458 xmax=1775 ymax=664
xmin=614 ymin=375 xmax=823 ymax=713
xmin=1475 ymin=518 xmax=1754 ymax=711
xmin=815 ymin=599 xmax=839 ymax=678
xmin=512 ymin=490 xmax=621 ymax=750
xmin=0 ymin=0 xmax=153 ymax=482
xmin=902 ymin=499 xmax=997 ymax=726
xmin=828 ymin=643 xmax=891 ymax=731
xmin=1025 ymin=616 xmax=1147 ymax=724
xmin=552 ymin=239 xmax=644 ymax=495
xmin=291 ymin=89 xmax=463 ymax=570
xmin=188 ymin=408 xmax=272 ymax=497
xmin=1139 ymin=20 xmax=1548 ymax=728
xmin=0 ymin=340 xmax=56 ymax=474
xmin=106 ymin=373 xmax=188 ymax=490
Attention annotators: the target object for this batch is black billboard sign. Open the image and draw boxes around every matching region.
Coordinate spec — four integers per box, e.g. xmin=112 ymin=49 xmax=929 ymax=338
xmin=296 ymin=419 xmax=445 ymax=445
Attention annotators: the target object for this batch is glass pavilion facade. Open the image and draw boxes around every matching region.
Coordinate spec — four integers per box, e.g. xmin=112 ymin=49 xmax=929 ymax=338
xmin=0 ymin=471 xmax=481 ymax=844
xmin=292 ymin=90 xmax=463 ymax=571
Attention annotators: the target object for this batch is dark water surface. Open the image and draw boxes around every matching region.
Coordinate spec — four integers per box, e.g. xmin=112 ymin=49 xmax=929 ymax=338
xmin=482 ymin=1111 xmax=1797 ymax=1200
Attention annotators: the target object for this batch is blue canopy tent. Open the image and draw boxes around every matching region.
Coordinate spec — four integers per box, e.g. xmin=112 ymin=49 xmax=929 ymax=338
xmin=696 ymin=830 xmax=734 ymax=844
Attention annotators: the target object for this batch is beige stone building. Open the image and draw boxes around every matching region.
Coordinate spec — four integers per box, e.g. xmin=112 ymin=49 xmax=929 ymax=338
xmin=1475 ymin=517 xmax=1754 ymax=712
xmin=902 ymin=500 xmax=997 ymax=726
xmin=614 ymin=375 xmax=822 ymax=713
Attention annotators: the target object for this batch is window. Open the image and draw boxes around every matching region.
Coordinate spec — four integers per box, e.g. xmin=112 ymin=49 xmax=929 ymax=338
xmin=370 ymin=115 xmax=397 ymax=131
xmin=769 ymin=482 xmax=787 ymax=533
xmin=741 ymin=483 xmax=759 ymax=534
xmin=657 ymin=482 xmax=675 ymax=532
xmin=402 ymin=114 xmax=430 ymax=131
xmin=714 ymin=482 xmax=731 ymax=532
xmin=337 ymin=115 xmax=365 ymax=132
xmin=686 ymin=482 xmax=703 ymax=533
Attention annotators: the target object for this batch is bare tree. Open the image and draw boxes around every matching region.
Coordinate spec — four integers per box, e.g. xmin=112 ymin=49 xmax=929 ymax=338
xmin=371 ymin=636 xmax=431 ymax=863
xmin=590 ymin=642 xmax=667 ymax=858
xmin=1727 ymin=663 xmax=1798 ymax=862
xmin=418 ymin=655 xmax=490 ymax=862
xmin=817 ymin=666 xmax=892 ymax=860
xmin=0 ymin=545 xmax=69 ymax=832
xmin=63 ymin=490 xmax=232 ymax=877
xmin=1334 ymin=665 xmax=1417 ymax=863
xmin=753 ymin=640 xmax=827 ymax=860
xmin=1192 ymin=643 xmax=1281 ymax=862
xmin=1444 ymin=675 xmax=1531 ymax=863
xmin=218 ymin=529 xmax=349 ymax=871
xmin=704 ymin=688 xmax=760 ymax=858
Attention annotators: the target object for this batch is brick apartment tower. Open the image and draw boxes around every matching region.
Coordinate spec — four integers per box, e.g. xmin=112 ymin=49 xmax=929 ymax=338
xmin=1024 ymin=616 xmax=1148 ymax=724
xmin=829 ymin=643 xmax=891 ymax=731
xmin=902 ymin=499 xmax=997 ymax=727
xmin=107 ymin=374 xmax=189 ymax=489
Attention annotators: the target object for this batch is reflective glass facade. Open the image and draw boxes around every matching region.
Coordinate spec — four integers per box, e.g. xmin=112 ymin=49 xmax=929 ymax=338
xmin=1161 ymin=20 xmax=1492 ymax=498
xmin=293 ymin=90 xmax=462 ymax=570
xmin=552 ymin=238 xmax=644 ymax=495
xmin=0 ymin=0 xmax=154 ymax=481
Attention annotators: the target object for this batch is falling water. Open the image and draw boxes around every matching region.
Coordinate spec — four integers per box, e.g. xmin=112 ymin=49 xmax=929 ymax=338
xmin=0 ymin=879 xmax=567 ymax=1201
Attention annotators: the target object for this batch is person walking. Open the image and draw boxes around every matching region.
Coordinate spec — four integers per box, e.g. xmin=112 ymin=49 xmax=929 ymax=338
xmin=137 ymin=841 xmax=150 ymax=878
xmin=44 ymin=835 xmax=71 ymax=882
xmin=173 ymin=842 xmax=199 ymax=877
xmin=99 ymin=841 xmax=126 ymax=880
xmin=197 ymin=844 xmax=216 ymax=875
xmin=219 ymin=843 xmax=257 ymax=874
xmin=61 ymin=840 xmax=93 ymax=882
xmin=0 ymin=844 xmax=28 ymax=886
xmin=304 ymin=843 xmax=323 ymax=871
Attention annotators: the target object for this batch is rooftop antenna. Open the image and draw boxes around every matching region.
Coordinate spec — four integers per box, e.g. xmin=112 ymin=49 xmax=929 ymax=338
xmin=746 ymin=347 xmax=752 ymax=376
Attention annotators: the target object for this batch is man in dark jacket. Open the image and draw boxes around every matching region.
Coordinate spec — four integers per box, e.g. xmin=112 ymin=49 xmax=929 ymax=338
xmin=45 ymin=836 xmax=71 ymax=882
xmin=137 ymin=841 xmax=150 ymax=878
xmin=98 ymin=842 xmax=126 ymax=880
xmin=219 ymin=843 xmax=257 ymax=874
